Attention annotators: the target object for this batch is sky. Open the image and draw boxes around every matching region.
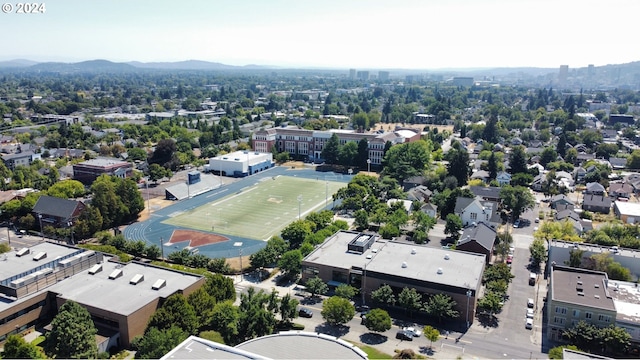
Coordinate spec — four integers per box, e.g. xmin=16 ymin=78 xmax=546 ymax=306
xmin=2 ymin=0 xmax=639 ymax=70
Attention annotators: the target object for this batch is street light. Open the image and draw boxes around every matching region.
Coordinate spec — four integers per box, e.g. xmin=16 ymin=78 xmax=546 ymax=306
xmin=297 ymin=195 xmax=303 ymax=220
xmin=159 ymin=237 xmax=164 ymax=260
xmin=466 ymin=289 xmax=472 ymax=329
xmin=234 ymin=242 xmax=243 ymax=281
xmin=37 ymin=214 xmax=44 ymax=241
xmin=367 ymin=159 xmax=371 ymax=173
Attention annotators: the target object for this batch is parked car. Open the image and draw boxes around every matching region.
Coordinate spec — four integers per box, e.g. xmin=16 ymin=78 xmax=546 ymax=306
xmin=525 ymin=318 xmax=533 ymax=329
xmin=298 ymin=308 xmax=313 ymax=318
xmin=396 ymin=330 xmax=414 ymax=341
xmin=526 ymin=308 xmax=534 ymax=319
xmin=513 ymin=219 xmax=521 ymax=228
xmin=506 ymin=254 xmax=513 ymax=264
xmin=356 ymin=304 xmax=370 ymax=313
xmin=527 ymin=298 xmax=534 ymax=308
xmin=402 ymin=327 xmax=422 ymax=337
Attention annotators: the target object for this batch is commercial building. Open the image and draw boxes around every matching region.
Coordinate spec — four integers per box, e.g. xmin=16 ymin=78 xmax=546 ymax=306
xmin=206 ymin=151 xmax=273 ymax=178
xmin=301 ymin=231 xmax=485 ymax=325
xmin=0 ymin=242 xmax=204 ymax=349
xmin=72 ymin=157 xmax=133 ymax=184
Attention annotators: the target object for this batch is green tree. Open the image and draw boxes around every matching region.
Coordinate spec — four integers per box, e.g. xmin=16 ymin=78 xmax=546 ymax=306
xmin=237 ymin=288 xmax=277 ymax=343
xmin=321 ymin=296 xmax=355 ymax=326
xmin=477 ymin=291 xmax=503 ymax=316
xmin=279 ymin=293 xmax=299 ymax=325
xmin=364 ymin=308 xmax=392 ymax=333
xmin=134 ymin=325 xmax=187 ymax=359
xmin=444 ymin=214 xmax=463 ymax=240
xmin=211 ymin=301 xmax=239 ymax=344
xmin=487 ymin=151 xmax=498 ymax=180
xmin=354 ymin=209 xmax=369 ymax=230
xmin=495 ymin=231 xmax=513 ymax=261
xmin=529 ymin=238 xmax=547 ymax=269
xmin=203 ymin=273 xmax=236 ymax=302
xmin=278 ymin=249 xmax=302 ymax=280
xmin=424 ymin=293 xmax=459 ymax=323
xmin=338 ymin=141 xmax=359 ymax=167
xmin=46 ymin=179 xmax=85 ymax=198
xmin=45 ymin=300 xmax=98 ymax=359
xmin=423 ymin=325 xmax=440 ymax=349
xmin=627 ymin=149 xmax=640 ymax=169
xmin=566 ymin=248 xmax=585 ymax=268
xmin=148 ymin=163 xmax=171 ymax=182
xmin=335 ymin=284 xmax=358 ymax=299
xmin=2 ymin=334 xmax=46 ymax=359
xmin=187 ymin=288 xmax=216 ymax=330
xmin=321 ymin=133 xmax=340 ymax=164
xmin=500 ymin=185 xmax=535 ymax=222
xmin=280 ymin=220 xmax=313 ymax=249
xmin=147 ymin=294 xmax=198 ymax=335
xmin=381 ymin=140 xmax=432 ymax=182
xmin=398 ymin=287 xmax=422 ymax=316
xmin=371 ymin=284 xmax=396 ymax=307
xmin=305 ymin=276 xmax=329 ymax=298
xmin=509 ymin=145 xmax=528 ymax=175
xmin=483 ymin=263 xmax=514 ymax=284
xmin=446 ymin=144 xmax=470 ymax=186
xmin=548 ymin=345 xmax=580 ymax=359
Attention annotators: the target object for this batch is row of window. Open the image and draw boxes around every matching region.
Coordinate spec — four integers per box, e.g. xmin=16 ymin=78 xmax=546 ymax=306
xmin=554 ymin=306 xmax=610 ymax=323
xmin=0 ymin=299 xmax=47 ymax=325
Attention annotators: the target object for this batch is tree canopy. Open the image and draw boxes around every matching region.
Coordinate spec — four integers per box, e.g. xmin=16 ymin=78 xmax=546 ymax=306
xmin=45 ymin=300 xmax=98 ymax=359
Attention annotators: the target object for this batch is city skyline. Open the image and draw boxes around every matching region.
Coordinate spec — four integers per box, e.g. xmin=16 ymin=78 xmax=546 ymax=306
xmin=2 ymin=0 xmax=639 ymax=70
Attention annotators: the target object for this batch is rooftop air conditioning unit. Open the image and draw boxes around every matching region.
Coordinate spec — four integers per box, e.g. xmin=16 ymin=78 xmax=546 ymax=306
xmin=444 ymin=254 xmax=450 ymax=260
xmin=88 ymin=264 xmax=102 ymax=275
xmin=16 ymin=248 xmax=30 ymax=257
xmin=152 ymin=279 xmax=166 ymax=290
xmin=401 ymin=262 xmax=407 ymax=268
xmin=130 ymin=274 xmax=144 ymax=285
xmin=108 ymin=269 xmax=123 ymax=280
xmin=437 ymin=268 xmax=443 ymax=274
xmin=33 ymin=252 xmax=47 ymax=261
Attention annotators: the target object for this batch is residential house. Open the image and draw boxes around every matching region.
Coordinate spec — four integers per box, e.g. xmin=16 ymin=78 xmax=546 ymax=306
xmin=531 ymin=174 xmax=547 ymax=192
xmin=1 ymin=150 xmax=39 ymax=170
xmin=601 ymin=129 xmax=618 ymax=140
xmin=469 ymin=186 xmax=502 ymax=202
xmin=454 ymin=197 xmax=500 ymax=227
xmin=614 ymin=201 xmax=640 ymax=224
xmin=457 ymin=222 xmax=497 ymax=264
xmin=577 ymin=153 xmax=596 ymax=165
xmin=496 ymin=172 xmax=511 ymax=186
xmin=32 ymin=195 xmax=86 ymax=228
xmin=420 ymin=203 xmax=437 ymax=218
xmin=609 ymin=183 xmax=633 ymax=199
xmin=555 ymin=210 xmax=593 ymax=234
xmin=402 ymin=176 xmax=425 ymax=191
xmin=608 ymin=157 xmax=626 ymax=170
xmin=386 ymin=199 xmax=413 ymax=213
xmin=584 ymin=182 xmax=606 ymax=196
xmin=550 ymin=194 xmax=575 ymax=210
xmin=573 ymin=167 xmax=587 ymax=183
xmin=547 ymin=265 xmax=617 ymax=342
xmin=406 ymin=185 xmax=432 ymax=203
xmin=470 ymin=170 xmax=490 ymax=183
xmin=582 ymin=194 xmax=611 ymax=214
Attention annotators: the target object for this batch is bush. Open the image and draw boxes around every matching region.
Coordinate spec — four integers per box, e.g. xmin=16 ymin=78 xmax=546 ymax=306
xmin=198 ymin=330 xmax=224 ymax=344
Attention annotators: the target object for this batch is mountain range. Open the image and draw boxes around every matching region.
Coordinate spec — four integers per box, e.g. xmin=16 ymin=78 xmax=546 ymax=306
xmin=0 ymin=59 xmax=270 ymax=72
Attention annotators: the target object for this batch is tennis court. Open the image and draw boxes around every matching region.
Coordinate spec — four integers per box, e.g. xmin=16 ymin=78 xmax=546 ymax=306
xmin=162 ymin=175 xmax=345 ymax=240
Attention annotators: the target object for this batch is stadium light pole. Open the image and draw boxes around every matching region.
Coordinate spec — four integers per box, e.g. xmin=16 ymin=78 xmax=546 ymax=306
xmin=146 ymin=180 xmax=151 ymax=215
xmin=297 ymin=195 xmax=303 ymax=220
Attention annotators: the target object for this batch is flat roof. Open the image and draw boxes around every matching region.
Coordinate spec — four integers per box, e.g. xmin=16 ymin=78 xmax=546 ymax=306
xmin=614 ymin=201 xmax=640 ymax=217
xmin=49 ymin=257 xmax=203 ymax=316
xmin=304 ymin=231 xmax=485 ymax=290
xmin=236 ymin=331 xmax=367 ymax=359
xmin=607 ymin=280 xmax=640 ymax=323
xmin=550 ymin=266 xmax=616 ymax=311
xmin=162 ymin=335 xmax=262 ymax=360
xmin=76 ymin=157 xmax=129 ymax=167
xmin=0 ymin=242 xmax=80 ymax=286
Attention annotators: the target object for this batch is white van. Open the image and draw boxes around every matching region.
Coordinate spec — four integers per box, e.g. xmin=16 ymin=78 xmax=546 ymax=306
xmin=529 ymin=273 xmax=536 ymax=286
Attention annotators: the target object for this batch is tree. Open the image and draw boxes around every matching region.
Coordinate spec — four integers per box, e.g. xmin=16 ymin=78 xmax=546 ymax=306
xmin=147 ymin=294 xmax=198 ymax=335
xmin=338 ymin=141 xmax=359 ymax=167
xmin=398 ymin=287 xmax=422 ymax=316
xmin=548 ymin=345 xmax=580 ymax=359
xmin=509 ymin=145 xmax=528 ymax=175
xmin=203 ymin=273 xmax=236 ymax=302
xmin=381 ymin=140 xmax=432 ymax=182
xmin=187 ymin=288 xmax=216 ymax=330
xmin=371 ymin=284 xmax=396 ymax=307
xmin=278 ymin=249 xmax=302 ymax=280
xmin=134 ymin=326 xmax=187 ymax=359
xmin=444 ymin=214 xmax=463 ymax=240
xmin=148 ymin=163 xmax=171 ymax=182
xmin=627 ymin=149 xmax=640 ymax=169
xmin=483 ymin=263 xmax=514 ymax=284
xmin=500 ymin=185 xmax=535 ymax=222
xmin=45 ymin=300 xmax=98 ymax=359
xmin=495 ymin=231 xmax=513 ymax=261
xmin=335 ymin=284 xmax=358 ymax=299
xmin=279 ymin=293 xmax=299 ymax=325
xmin=149 ymin=138 xmax=179 ymax=171
xmin=529 ymin=238 xmax=547 ymax=269
xmin=280 ymin=220 xmax=313 ymax=249
xmin=446 ymin=144 xmax=470 ymax=186
xmin=321 ymin=296 xmax=355 ymax=326
xmin=565 ymin=248 xmax=585 ymax=268
xmin=2 ymin=334 xmax=46 ymax=359
xmin=237 ymin=288 xmax=276 ymax=343
xmin=46 ymin=179 xmax=85 ymax=199
xmin=321 ymin=133 xmax=340 ymax=164
xmin=364 ymin=308 xmax=392 ymax=333
xmin=487 ymin=151 xmax=498 ymax=180
xmin=211 ymin=301 xmax=239 ymax=344
xmin=305 ymin=276 xmax=329 ymax=298
xmin=354 ymin=209 xmax=369 ymax=230
xmin=423 ymin=325 xmax=440 ymax=349
xmin=477 ymin=291 xmax=503 ymax=316
xmin=424 ymin=293 xmax=459 ymax=323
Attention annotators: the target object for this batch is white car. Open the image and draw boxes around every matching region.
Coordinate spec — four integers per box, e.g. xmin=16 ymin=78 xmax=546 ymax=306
xmin=402 ymin=327 xmax=422 ymax=337
xmin=525 ymin=318 xmax=533 ymax=329
xmin=527 ymin=298 xmax=534 ymax=308
xmin=526 ymin=308 xmax=534 ymax=319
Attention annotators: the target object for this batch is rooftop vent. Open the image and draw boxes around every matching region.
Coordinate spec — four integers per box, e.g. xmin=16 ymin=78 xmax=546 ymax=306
xmin=130 ymin=274 xmax=144 ymax=285
xmin=444 ymin=254 xmax=450 ymax=260
xmin=108 ymin=269 xmax=123 ymax=280
xmin=88 ymin=264 xmax=102 ymax=275
xmin=401 ymin=262 xmax=407 ymax=268
xmin=152 ymin=279 xmax=166 ymax=290
xmin=437 ymin=268 xmax=443 ymax=274
xmin=372 ymin=248 xmax=378 ymax=253
xmin=411 ymin=248 xmax=416 ymax=255
xmin=32 ymin=252 xmax=47 ymax=261
xmin=594 ymin=284 xmax=600 ymax=288
xmin=16 ymin=248 xmax=30 ymax=257
xmin=366 ymin=254 xmax=372 ymax=259
xmin=594 ymin=295 xmax=600 ymax=299
xmin=577 ymin=292 xmax=585 ymax=296
xmin=577 ymin=281 xmax=583 ymax=286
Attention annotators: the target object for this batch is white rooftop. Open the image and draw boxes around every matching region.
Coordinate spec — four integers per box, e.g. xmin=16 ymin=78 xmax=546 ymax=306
xmin=614 ymin=201 xmax=640 ymax=217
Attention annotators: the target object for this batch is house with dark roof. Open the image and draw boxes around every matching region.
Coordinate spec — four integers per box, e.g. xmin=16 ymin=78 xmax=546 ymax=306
xmin=470 ymin=170 xmax=490 ymax=183
xmin=454 ymin=197 xmax=500 ymax=228
xmin=32 ymin=195 xmax=86 ymax=228
xmin=608 ymin=157 xmax=627 ymax=170
xmin=420 ymin=203 xmax=437 ymax=218
xmin=406 ymin=185 xmax=432 ymax=202
xmin=469 ymin=186 xmax=502 ymax=202
xmin=457 ymin=222 xmax=497 ymax=264
xmin=582 ymin=194 xmax=611 ymax=214
xmin=555 ymin=210 xmax=593 ymax=234
xmin=402 ymin=176 xmax=425 ymax=191
xmin=584 ymin=182 xmax=606 ymax=196
xmin=550 ymin=194 xmax=575 ymax=210
xmin=609 ymin=183 xmax=633 ymax=199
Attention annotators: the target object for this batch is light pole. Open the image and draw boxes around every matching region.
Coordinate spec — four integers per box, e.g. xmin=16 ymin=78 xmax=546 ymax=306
xmin=159 ymin=237 xmax=164 ymax=260
xmin=367 ymin=159 xmax=371 ymax=173
xmin=146 ymin=180 xmax=151 ymax=215
xmin=37 ymin=214 xmax=44 ymax=241
xmin=297 ymin=195 xmax=303 ymax=220
xmin=361 ymin=262 xmax=367 ymax=305
xmin=234 ymin=242 xmax=243 ymax=281
xmin=466 ymin=289 xmax=472 ymax=329
xmin=67 ymin=221 xmax=74 ymax=244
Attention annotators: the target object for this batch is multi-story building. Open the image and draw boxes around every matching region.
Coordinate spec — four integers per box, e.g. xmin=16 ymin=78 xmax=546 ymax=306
xmin=72 ymin=157 xmax=133 ymax=184
xmin=251 ymin=126 xmax=420 ymax=166
xmin=378 ymin=71 xmax=390 ymax=82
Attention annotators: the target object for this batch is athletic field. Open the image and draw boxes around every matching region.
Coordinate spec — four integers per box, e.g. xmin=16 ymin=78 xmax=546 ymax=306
xmin=162 ymin=175 xmax=345 ymax=240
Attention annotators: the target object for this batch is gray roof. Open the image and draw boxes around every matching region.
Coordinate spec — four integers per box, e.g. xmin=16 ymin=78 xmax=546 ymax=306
xmin=454 ymin=197 xmax=475 ymax=214
xmin=582 ymin=194 xmax=611 ymax=208
xmin=585 ymin=182 xmax=605 ymax=192
xmin=469 ymin=186 xmax=501 ymax=200
xmin=556 ymin=209 xmax=581 ymax=222
xmin=165 ymin=173 xmax=222 ymax=200
xmin=32 ymin=195 xmax=83 ymax=219
xmin=236 ymin=332 xmax=368 ymax=359
xmin=551 ymin=266 xmax=616 ymax=311
xmin=458 ymin=222 xmax=497 ymax=251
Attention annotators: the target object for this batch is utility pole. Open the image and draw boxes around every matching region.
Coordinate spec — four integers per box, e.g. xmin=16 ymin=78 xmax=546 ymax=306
xmin=159 ymin=237 xmax=164 ymax=260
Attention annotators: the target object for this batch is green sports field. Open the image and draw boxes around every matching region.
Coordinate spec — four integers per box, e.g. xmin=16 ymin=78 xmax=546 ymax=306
xmin=163 ymin=175 xmax=345 ymax=240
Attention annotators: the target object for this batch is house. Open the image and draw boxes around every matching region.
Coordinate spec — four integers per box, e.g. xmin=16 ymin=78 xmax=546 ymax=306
xmin=457 ymin=222 xmax=497 ymax=264
xmin=584 ymin=182 xmax=606 ymax=196
xmin=573 ymin=167 xmax=587 ymax=183
xmin=32 ymin=195 xmax=86 ymax=230
xmin=555 ymin=210 xmax=593 ymax=234
xmin=614 ymin=201 xmax=640 ymax=224
xmin=470 ymin=170 xmax=490 ymax=183
xmin=469 ymin=186 xmax=502 ymax=202
xmin=582 ymin=194 xmax=612 ymax=214
xmin=609 ymin=183 xmax=633 ymax=199
xmin=406 ymin=185 xmax=433 ymax=202
xmin=496 ymin=172 xmax=511 ymax=186
xmin=386 ymin=199 xmax=413 ymax=213
xmin=420 ymin=203 xmax=437 ymax=218
xmin=608 ymin=157 xmax=627 ymax=170
xmin=402 ymin=176 xmax=425 ymax=191
xmin=1 ymin=150 xmax=39 ymax=170
xmin=454 ymin=197 xmax=500 ymax=227
xmin=531 ymin=174 xmax=547 ymax=192
xmin=550 ymin=194 xmax=575 ymax=210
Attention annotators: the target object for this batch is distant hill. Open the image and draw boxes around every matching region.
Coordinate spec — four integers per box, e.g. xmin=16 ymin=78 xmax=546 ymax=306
xmin=28 ymin=59 xmax=137 ymax=73
xmin=128 ymin=59 xmax=237 ymax=70
xmin=0 ymin=59 xmax=39 ymax=68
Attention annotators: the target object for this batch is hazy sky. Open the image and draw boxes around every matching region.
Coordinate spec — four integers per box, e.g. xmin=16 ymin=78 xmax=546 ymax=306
xmin=2 ymin=0 xmax=639 ymax=69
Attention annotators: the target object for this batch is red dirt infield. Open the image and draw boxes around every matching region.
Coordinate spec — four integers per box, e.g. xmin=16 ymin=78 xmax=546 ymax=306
xmin=167 ymin=229 xmax=229 ymax=248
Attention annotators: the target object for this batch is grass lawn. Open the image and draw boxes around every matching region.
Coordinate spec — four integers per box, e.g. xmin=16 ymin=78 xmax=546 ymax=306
xmin=346 ymin=341 xmax=393 ymax=359
xmin=163 ymin=175 xmax=344 ymax=240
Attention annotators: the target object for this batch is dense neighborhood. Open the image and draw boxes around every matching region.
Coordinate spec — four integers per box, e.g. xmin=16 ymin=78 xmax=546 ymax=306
xmin=0 ymin=60 xmax=640 ymax=359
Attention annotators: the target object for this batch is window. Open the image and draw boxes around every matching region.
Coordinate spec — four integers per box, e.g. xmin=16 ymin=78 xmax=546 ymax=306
xmin=470 ymin=212 xmax=478 ymax=220
xmin=553 ymin=317 xmax=566 ymax=325
xmin=555 ymin=306 xmax=567 ymax=315
xmin=585 ymin=312 xmax=592 ymax=319
xmin=598 ymin=314 xmax=611 ymax=323
xmin=572 ymin=309 xmax=580 ymax=318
